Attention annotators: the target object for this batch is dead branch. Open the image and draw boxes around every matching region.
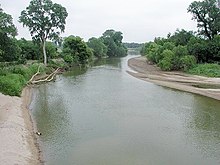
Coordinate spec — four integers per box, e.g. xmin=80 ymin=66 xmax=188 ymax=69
xmin=28 ymin=65 xmax=41 ymax=83
xmin=30 ymin=68 xmax=60 ymax=84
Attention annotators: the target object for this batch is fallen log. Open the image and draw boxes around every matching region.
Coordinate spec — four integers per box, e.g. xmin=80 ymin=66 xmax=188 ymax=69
xmin=27 ymin=65 xmax=41 ymax=84
xmin=28 ymin=67 xmax=60 ymax=84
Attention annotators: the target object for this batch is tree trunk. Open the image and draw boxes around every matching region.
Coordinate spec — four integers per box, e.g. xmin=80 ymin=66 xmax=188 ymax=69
xmin=42 ymin=39 xmax=47 ymax=65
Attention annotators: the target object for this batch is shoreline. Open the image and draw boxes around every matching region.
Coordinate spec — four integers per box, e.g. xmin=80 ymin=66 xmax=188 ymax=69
xmin=0 ymin=87 xmax=41 ymax=164
xmin=127 ymin=56 xmax=220 ymax=101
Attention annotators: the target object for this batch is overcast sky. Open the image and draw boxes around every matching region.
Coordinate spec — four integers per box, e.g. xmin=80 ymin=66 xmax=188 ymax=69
xmin=1 ymin=0 xmax=197 ymax=43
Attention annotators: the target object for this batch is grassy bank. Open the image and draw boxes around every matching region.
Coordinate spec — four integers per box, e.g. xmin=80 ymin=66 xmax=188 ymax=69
xmin=0 ymin=59 xmax=81 ymax=96
xmin=188 ymin=63 xmax=220 ymax=77
xmin=0 ymin=63 xmax=46 ymax=96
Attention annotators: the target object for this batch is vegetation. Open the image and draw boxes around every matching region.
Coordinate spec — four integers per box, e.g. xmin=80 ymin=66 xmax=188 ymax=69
xmin=0 ymin=64 xmax=45 ymax=96
xmin=123 ymin=42 xmax=143 ymax=49
xmin=62 ymin=36 xmax=93 ymax=65
xmin=141 ymin=0 xmax=220 ymax=76
xmin=0 ymin=7 xmax=20 ymax=62
xmin=101 ymin=29 xmax=127 ymax=57
xmin=188 ymin=0 xmax=220 ymax=40
xmin=87 ymin=37 xmax=107 ymax=58
xmin=188 ymin=64 xmax=220 ymax=77
xmin=19 ymin=0 xmax=68 ymax=65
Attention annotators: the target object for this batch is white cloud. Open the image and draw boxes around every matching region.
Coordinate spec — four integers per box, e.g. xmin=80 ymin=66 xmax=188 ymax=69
xmin=1 ymin=0 xmax=197 ymax=42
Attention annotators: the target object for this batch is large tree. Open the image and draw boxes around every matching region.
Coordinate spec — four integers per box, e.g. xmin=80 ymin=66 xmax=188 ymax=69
xmin=0 ymin=7 xmax=20 ymax=62
xmin=87 ymin=37 xmax=107 ymax=58
xmin=188 ymin=0 xmax=220 ymax=40
xmin=101 ymin=29 xmax=127 ymax=57
xmin=0 ymin=7 xmax=17 ymax=37
xmin=63 ymin=36 xmax=93 ymax=65
xmin=19 ymin=0 xmax=68 ymax=65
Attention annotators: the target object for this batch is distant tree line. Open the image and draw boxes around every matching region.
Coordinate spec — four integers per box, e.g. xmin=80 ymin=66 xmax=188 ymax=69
xmin=0 ymin=0 xmax=127 ymax=67
xmin=141 ymin=0 xmax=220 ymax=74
xmin=87 ymin=29 xmax=127 ymax=59
xmin=0 ymin=0 xmax=128 ymax=96
xmin=123 ymin=42 xmax=143 ymax=49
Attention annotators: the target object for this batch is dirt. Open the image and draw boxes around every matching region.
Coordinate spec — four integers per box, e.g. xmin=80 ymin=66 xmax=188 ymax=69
xmin=127 ymin=56 xmax=220 ymax=101
xmin=0 ymin=88 xmax=41 ymax=165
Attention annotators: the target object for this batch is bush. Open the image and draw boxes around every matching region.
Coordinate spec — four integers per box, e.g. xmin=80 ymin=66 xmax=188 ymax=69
xmin=180 ymin=55 xmax=196 ymax=71
xmin=188 ymin=63 xmax=220 ymax=77
xmin=63 ymin=54 xmax=74 ymax=64
xmin=0 ymin=63 xmax=44 ymax=96
xmin=0 ymin=74 xmax=26 ymax=96
xmin=158 ymin=49 xmax=175 ymax=71
xmin=158 ymin=58 xmax=173 ymax=71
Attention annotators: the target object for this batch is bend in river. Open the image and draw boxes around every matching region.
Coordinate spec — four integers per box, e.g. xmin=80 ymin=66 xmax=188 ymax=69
xmin=30 ymin=54 xmax=220 ymax=165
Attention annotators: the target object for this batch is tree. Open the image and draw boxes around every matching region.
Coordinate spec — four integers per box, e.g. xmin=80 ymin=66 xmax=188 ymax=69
xmin=101 ymin=29 xmax=127 ymax=57
xmin=87 ymin=37 xmax=107 ymax=58
xmin=168 ymin=29 xmax=194 ymax=46
xmin=0 ymin=7 xmax=20 ymax=62
xmin=0 ymin=7 xmax=17 ymax=37
xmin=188 ymin=0 xmax=220 ymax=40
xmin=62 ymin=36 xmax=93 ymax=65
xmin=17 ymin=38 xmax=40 ymax=60
xmin=19 ymin=0 xmax=68 ymax=65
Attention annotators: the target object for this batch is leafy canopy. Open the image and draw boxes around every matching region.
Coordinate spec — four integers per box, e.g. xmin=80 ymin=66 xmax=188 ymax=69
xmin=188 ymin=0 xmax=220 ymax=40
xmin=0 ymin=6 xmax=17 ymax=37
xmin=101 ymin=29 xmax=127 ymax=57
xmin=19 ymin=0 xmax=68 ymax=65
xmin=63 ymin=36 xmax=93 ymax=65
xmin=87 ymin=37 xmax=107 ymax=58
xmin=19 ymin=0 xmax=68 ymax=42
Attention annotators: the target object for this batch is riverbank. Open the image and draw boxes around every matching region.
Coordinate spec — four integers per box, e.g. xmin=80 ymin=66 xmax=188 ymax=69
xmin=128 ymin=56 xmax=220 ymax=101
xmin=0 ymin=87 xmax=41 ymax=164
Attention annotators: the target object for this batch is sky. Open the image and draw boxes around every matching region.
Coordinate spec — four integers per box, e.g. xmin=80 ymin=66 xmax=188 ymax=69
xmin=1 ymin=0 xmax=197 ymax=43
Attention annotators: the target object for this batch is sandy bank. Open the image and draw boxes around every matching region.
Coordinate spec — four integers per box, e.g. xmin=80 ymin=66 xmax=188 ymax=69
xmin=128 ymin=56 xmax=220 ymax=101
xmin=0 ymin=88 xmax=40 ymax=165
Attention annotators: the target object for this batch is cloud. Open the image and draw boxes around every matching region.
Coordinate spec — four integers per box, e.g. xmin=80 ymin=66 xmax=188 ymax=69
xmin=1 ymin=0 xmax=197 ymax=42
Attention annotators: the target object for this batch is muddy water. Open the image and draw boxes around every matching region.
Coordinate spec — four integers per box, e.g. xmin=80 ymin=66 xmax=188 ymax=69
xmin=31 ymin=55 xmax=220 ymax=165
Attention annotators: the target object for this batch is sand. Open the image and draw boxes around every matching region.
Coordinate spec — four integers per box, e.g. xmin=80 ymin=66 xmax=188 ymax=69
xmin=0 ymin=87 xmax=40 ymax=165
xmin=128 ymin=56 xmax=220 ymax=101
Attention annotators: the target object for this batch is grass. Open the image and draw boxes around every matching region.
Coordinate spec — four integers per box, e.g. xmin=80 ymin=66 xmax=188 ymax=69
xmin=0 ymin=64 xmax=45 ymax=96
xmin=188 ymin=63 xmax=220 ymax=77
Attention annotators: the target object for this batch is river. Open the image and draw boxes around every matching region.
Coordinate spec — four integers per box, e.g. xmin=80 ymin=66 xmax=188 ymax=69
xmin=31 ymin=55 xmax=220 ymax=165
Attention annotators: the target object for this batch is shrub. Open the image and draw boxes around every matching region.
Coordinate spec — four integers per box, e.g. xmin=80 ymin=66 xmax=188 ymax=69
xmin=0 ymin=63 xmax=44 ymax=96
xmin=188 ymin=63 xmax=220 ymax=77
xmin=180 ymin=55 xmax=196 ymax=71
xmin=158 ymin=49 xmax=175 ymax=71
xmin=63 ymin=54 xmax=74 ymax=64
xmin=158 ymin=58 xmax=173 ymax=71
xmin=0 ymin=74 xmax=26 ymax=96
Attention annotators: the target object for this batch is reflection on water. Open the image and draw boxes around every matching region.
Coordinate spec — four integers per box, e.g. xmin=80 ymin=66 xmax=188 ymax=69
xmin=31 ymin=55 xmax=220 ymax=165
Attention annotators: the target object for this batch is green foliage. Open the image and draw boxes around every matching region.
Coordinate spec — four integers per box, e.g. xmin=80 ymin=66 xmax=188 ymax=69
xmin=46 ymin=42 xmax=58 ymax=59
xmin=162 ymin=42 xmax=175 ymax=51
xmin=188 ymin=63 xmax=220 ymax=77
xmin=0 ymin=63 xmax=43 ymax=96
xmin=168 ymin=29 xmax=194 ymax=46
xmin=188 ymin=0 xmax=220 ymax=40
xmin=158 ymin=50 xmax=175 ymax=71
xmin=180 ymin=55 xmax=197 ymax=71
xmin=123 ymin=42 xmax=143 ymax=49
xmin=87 ymin=37 xmax=107 ymax=58
xmin=0 ymin=33 xmax=21 ymax=62
xmin=0 ymin=74 xmax=25 ymax=96
xmin=63 ymin=54 xmax=74 ymax=64
xmin=19 ymin=0 xmax=68 ymax=65
xmin=187 ymin=35 xmax=220 ymax=63
xmin=0 ymin=7 xmax=17 ymax=37
xmin=101 ymin=29 xmax=127 ymax=57
xmin=48 ymin=59 xmax=66 ymax=68
xmin=17 ymin=38 xmax=40 ymax=60
xmin=63 ymin=36 xmax=93 ymax=65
